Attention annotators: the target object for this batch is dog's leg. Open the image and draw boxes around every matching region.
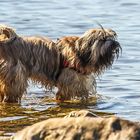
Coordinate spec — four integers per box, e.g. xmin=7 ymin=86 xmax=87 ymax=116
xmin=0 ymin=60 xmax=28 ymax=103
xmin=56 ymin=68 xmax=95 ymax=102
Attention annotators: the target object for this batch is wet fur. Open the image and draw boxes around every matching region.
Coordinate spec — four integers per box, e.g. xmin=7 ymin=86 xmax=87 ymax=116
xmin=56 ymin=28 xmax=121 ymax=100
xmin=0 ymin=25 xmax=121 ymax=103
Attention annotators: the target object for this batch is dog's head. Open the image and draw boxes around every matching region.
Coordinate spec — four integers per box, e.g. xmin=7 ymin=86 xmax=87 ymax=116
xmin=76 ymin=27 xmax=121 ymax=75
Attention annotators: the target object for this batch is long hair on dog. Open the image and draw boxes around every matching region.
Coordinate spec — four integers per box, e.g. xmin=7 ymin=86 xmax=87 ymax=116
xmin=0 ymin=25 xmax=121 ymax=103
xmin=56 ymin=26 xmax=121 ymax=101
xmin=0 ymin=25 xmax=62 ymax=102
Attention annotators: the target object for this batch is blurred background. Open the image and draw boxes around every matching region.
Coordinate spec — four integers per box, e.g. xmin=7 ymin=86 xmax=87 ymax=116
xmin=0 ymin=0 xmax=140 ymax=137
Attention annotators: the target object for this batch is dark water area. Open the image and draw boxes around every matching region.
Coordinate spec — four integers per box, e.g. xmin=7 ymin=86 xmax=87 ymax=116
xmin=0 ymin=0 xmax=140 ymax=137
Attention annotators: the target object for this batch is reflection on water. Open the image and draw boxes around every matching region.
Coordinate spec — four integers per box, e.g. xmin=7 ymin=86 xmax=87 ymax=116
xmin=0 ymin=95 xmax=113 ymax=137
xmin=0 ymin=0 xmax=140 ymax=137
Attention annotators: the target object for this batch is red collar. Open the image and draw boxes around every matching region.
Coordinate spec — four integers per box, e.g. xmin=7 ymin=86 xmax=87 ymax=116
xmin=63 ymin=60 xmax=88 ymax=75
xmin=63 ymin=60 xmax=69 ymax=67
xmin=63 ymin=60 xmax=79 ymax=72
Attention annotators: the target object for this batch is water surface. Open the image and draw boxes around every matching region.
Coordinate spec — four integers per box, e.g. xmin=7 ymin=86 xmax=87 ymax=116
xmin=0 ymin=0 xmax=140 ymax=137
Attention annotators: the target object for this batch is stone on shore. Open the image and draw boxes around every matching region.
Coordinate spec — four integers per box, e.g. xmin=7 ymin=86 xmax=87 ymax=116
xmin=12 ymin=110 xmax=140 ymax=140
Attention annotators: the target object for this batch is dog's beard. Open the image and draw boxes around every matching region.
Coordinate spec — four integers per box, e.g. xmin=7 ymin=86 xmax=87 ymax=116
xmin=91 ymin=39 xmax=121 ymax=75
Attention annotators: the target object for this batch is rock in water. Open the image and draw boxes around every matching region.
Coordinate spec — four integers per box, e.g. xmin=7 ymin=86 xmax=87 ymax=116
xmin=13 ymin=116 xmax=140 ymax=140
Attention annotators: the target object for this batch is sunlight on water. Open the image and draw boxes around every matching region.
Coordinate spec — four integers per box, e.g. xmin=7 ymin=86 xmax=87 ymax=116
xmin=0 ymin=0 xmax=140 ymax=138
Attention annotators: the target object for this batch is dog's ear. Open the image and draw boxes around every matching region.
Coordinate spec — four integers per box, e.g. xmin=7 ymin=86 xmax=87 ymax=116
xmin=76 ymin=31 xmax=95 ymax=51
xmin=0 ymin=25 xmax=18 ymax=44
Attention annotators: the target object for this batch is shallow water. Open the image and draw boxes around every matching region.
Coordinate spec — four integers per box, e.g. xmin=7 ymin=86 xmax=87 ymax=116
xmin=0 ymin=0 xmax=140 ymax=137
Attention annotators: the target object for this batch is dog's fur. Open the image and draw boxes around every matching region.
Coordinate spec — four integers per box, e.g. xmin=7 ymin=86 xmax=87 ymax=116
xmin=0 ymin=25 xmax=121 ymax=103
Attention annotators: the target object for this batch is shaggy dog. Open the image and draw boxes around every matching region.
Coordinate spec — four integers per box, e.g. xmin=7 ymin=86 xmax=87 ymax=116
xmin=0 ymin=25 xmax=121 ymax=103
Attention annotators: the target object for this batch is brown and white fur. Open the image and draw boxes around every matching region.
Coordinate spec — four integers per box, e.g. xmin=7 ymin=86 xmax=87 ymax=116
xmin=0 ymin=25 xmax=121 ymax=103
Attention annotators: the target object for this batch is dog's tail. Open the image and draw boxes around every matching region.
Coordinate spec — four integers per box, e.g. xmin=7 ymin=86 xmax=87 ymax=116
xmin=0 ymin=25 xmax=18 ymax=45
